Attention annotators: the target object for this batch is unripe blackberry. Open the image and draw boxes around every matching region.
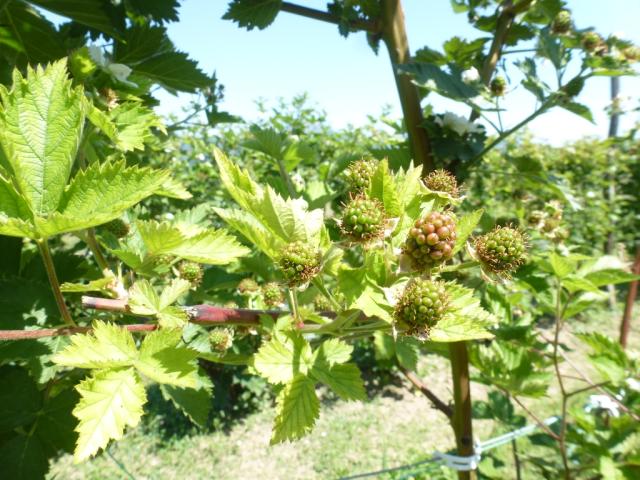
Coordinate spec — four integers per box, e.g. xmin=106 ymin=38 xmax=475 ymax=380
xmin=103 ymin=218 xmax=130 ymax=238
xmin=344 ymin=158 xmax=378 ymax=192
xmin=582 ymin=31 xmax=604 ymax=53
xmin=425 ymin=169 xmax=459 ymax=197
xmin=340 ymin=195 xmax=385 ymax=241
xmin=262 ymin=282 xmax=283 ymax=307
xmin=279 ymin=241 xmax=321 ymax=286
xmin=551 ymin=10 xmax=572 ymax=35
xmin=313 ymin=295 xmax=332 ymax=312
xmin=178 ymin=261 xmax=203 ymax=286
xmin=402 ymin=211 xmax=457 ymax=270
xmin=154 ymin=254 xmax=175 ymax=268
xmin=490 ymin=76 xmax=507 ymax=97
xmin=209 ymin=328 xmax=234 ymax=353
xmin=395 ymin=279 xmax=449 ymax=337
xmin=475 ymin=226 xmax=526 ymax=274
xmin=622 ymin=46 xmax=640 ymax=62
xmin=237 ymin=278 xmax=259 ymax=295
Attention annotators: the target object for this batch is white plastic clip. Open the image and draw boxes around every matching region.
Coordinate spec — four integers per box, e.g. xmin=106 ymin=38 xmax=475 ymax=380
xmin=432 ymin=448 xmax=482 ymax=471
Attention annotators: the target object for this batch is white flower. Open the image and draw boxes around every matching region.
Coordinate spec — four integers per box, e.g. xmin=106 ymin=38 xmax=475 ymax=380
xmin=461 ymin=67 xmax=480 ymax=84
xmin=584 ymin=394 xmax=620 ymax=417
xmin=435 ymin=112 xmax=483 ymax=136
xmin=88 ymin=45 xmax=106 ymax=67
xmin=107 ymin=63 xmax=132 ymax=83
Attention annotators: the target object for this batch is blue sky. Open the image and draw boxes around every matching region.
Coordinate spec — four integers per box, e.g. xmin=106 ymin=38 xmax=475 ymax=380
xmin=156 ymin=0 xmax=640 ymax=144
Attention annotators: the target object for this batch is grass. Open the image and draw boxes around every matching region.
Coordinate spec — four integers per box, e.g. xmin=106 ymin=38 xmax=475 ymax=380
xmin=48 ymin=305 xmax=637 ymax=480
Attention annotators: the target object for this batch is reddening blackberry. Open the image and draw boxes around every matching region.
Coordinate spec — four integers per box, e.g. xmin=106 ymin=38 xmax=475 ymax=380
xmin=424 ymin=169 xmax=459 ymax=197
xmin=490 ymin=76 xmax=507 ymax=97
xmin=103 ymin=218 xmax=130 ymax=238
xmin=262 ymin=282 xmax=283 ymax=307
xmin=209 ymin=328 xmax=234 ymax=353
xmin=344 ymin=158 xmax=378 ymax=191
xmin=279 ymin=241 xmax=321 ymax=286
xmin=395 ymin=279 xmax=449 ymax=337
xmin=402 ymin=211 xmax=457 ymax=270
xmin=475 ymin=226 xmax=527 ymax=274
xmin=551 ymin=10 xmax=572 ymax=35
xmin=178 ymin=261 xmax=203 ymax=286
xmin=340 ymin=195 xmax=385 ymax=242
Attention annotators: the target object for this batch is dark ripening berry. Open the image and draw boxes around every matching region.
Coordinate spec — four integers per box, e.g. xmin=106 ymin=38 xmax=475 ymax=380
xmin=395 ymin=279 xmax=449 ymax=338
xmin=237 ymin=278 xmax=259 ymax=295
xmin=425 ymin=169 xmax=459 ymax=197
xmin=103 ymin=218 xmax=130 ymax=238
xmin=344 ymin=158 xmax=378 ymax=192
xmin=475 ymin=226 xmax=527 ymax=274
xmin=340 ymin=195 xmax=385 ymax=242
xmin=279 ymin=241 xmax=321 ymax=286
xmin=178 ymin=261 xmax=203 ymax=286
xmin=402 ymin=211 xmax=457 ymax=271
xmin=209 ymin=328 xmax=234 ymax=353
xmin=262 ymin=282 xmax=283 ymax=307
xmin=490 ymin=76 xmax=507 ymax=97
xmin=551 ymin=10 xmax=572 ymax=35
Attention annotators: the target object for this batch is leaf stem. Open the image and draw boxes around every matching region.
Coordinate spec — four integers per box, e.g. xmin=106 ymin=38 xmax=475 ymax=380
xmin=276 ymin=156 xmax=297 ymax=198
xmin=84 ymin=228 xmax=110 ymax=272
xmin=37 ymin=239 xmax=76 ymax=327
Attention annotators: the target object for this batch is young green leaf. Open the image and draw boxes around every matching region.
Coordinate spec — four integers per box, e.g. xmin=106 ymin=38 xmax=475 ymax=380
xmin=367 ymin=159 xmax=402 ymax=217
xmin=128 ymin=279 xmax=190 ymax=328
xmin=0 ymin=59 xmax=85 ymax=216
xmin=253 ymin=332 xmax=313 ymax=384
xmin=270 ymin=374 xmax=319 ymax=444
xmin=453 ymin=209 xmax=483 ymax=254
xmin=309 ymin=362 xmax=366 ymax=401
xmin=53 ymin=322 xmax=137 ymax=369
xmin=72 ymin=367 xmax=146 ymax=462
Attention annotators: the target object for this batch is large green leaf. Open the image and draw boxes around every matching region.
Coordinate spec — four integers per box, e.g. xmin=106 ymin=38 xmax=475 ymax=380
xmin=367 ymin=159 xmax=402 ymax=217
xmin=0 ymin=434 xmax=48 ymax=480
xmin=0 ymin=366 xmax=42 ymax=431
xmin=29 ymin=0 xmax=125 ymax=37
xmin=0 ymin=59 xmax=85 ymax=215
xmin=133 ymin=51 xmax=211 ymax=93
xmin=453 ymin=209 xmax=483 ymax=254
xmin=253 ymin=333 xmax=313 ymax=384
xmin=309 ymin=362 xmax=365 ymax=401
xmin=160 ymin=369 xmax=212 ymax=428
xmin=271 ymin=374 xmax=319 ymax=444
xmin=0 ymin=174 xmax=32 ymax=220
xmin=72 ymin=367 xmax=146 ymax=462
xmin=52 ymin=321 xmax=138 ymax=370
xmin=398 ymin=62 xmax=480 ymax=100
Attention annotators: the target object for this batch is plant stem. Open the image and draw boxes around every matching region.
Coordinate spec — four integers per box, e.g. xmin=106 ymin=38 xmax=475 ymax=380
xmin=620 ymin=244 xmax=640 ymax=348
xmin=510 ymin=395 xmax=560 ymax=440
xmin=287 ymin=288 xmax=301 ymax=325
xmin=85 ymin=228 xmax=110 ymax=273
xmin=276 ymin=156 xmax=297 ymax=198
xmin=312 ymin=277 xmax=342 ymax=311
xmin=512 ymin=438 xmax=522 ymax=480
xmin=279 ymin=2 xmax=377 ymax=32
xmin=552 ymin=281 xmax=571 ymax=479
xmin=380 ymin=0 xmax=434 ymax=174
xmin=398 ymin=364 xmax=453 ymax=418
xmin=449 ymin=341 xmax=476 ymax=480
xmin=37 ymin=239 xmax=76 ymax=327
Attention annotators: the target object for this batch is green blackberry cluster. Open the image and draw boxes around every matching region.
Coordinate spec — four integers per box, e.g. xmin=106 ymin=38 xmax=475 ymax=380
xmin=402 ymin=212 xmax=457 ymax=270
xmin=237 ymin=278 xmax=259 ymax=295
xmin=490 ymin=76 xmax=507 ymax=97
xmin=344 ymin=158 xmax=378 ymax=191
xmin=209 ymin=328 xmax=234 ymax=353
xmin=424 ymin=169 xmax=459 ymax=197
xmin=103 ymin=218 xmax=130 ymax=238
xmin=475 ymin=226 xmax=527 ymax=274
xmin=551 ymin=10 xmax=572 ymax=35
xmin=262 ymin=282 xmax=283 ymax=307
xmin=279 ymin=241 xmax=321 ymax=286
xmin=581 ymin=31 xmax=605 ymax=54
xmin=313 ymin=295 xmax=332 ymax=312
xmin=340 ymin=196 xmax=385 ymax=241
xmin=178 ymin=261 xmax=203 ymax=286
xmin=395 ymin=279 xmax=449 ymax=337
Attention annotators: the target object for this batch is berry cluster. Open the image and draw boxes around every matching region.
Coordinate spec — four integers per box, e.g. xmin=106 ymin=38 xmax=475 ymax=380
xmin=103 ymin=218 xmax=130 ymax=238
xmin=581 ymin=31 xmax=606 ymax=55
xmin=403 ymin=212 xmax=457 ymax=270
xmin=279 ymin=241 xmax=321 ymax=286
xmin=475 ymin=226 xmax=526 ymax=274
xmin=551 ymin=10 xmax=572 ymax=35
xmin=344 ymin=158 xmax=378 ymax=191
xmin=424 ymin=169 xmax=459 ymax=197
xmin=340 ymin=196 xmax=385 ymax=241
xmin=209 ymin=328 xmax=234 ymax=353
xmin=490 ymin=76 xmax=507 ymax=97
xmin=178 ymin=261 xmax=203 ymax=286
xmin=237 ymin=278 xmax=259 ymax=295
xmin=395 ymin=279 xmax=449 ymax=337
xmin=262 ymin=282 xmax=283 ymax=307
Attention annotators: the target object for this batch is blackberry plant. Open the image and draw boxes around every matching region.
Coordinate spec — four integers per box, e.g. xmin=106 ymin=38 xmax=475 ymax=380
xmin=402 ymin=211 xmax=457 ymax=270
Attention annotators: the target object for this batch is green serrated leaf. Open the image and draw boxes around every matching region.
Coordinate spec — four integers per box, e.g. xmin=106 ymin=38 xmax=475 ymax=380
xmin=60 ymin=276 xmax=114 ymax=293
xmin=109 ymin=102 xmax=166 ymax=152
xmin=72 ymin=367 xmax=146 ymax=462
xmin=453 ymin=209 xmax=483 ymax=254
xmin=53 ymin=322 xmax=137 ymax=369
xmin=271 ymin=374 xmax=319 ymax=444
xmin=0 ymin=59 xmax=85 ymax=216
xmin=368 ymin=159 xmax=402 ymax=217
xmin=0 ymin=365 xmax=42 ymax=431
xmin=0 ymin=434 xmax=48 ymax=480
xmin=223 ymin=0 xmax=282 ymax=30
xmin=133 ymin=51 xmax=211 ymax=93
xmin=310 ymin=362 xmax=366 ymax=401
xmin=314 ymin=338 xmax=353 ymax=366
xmin=549 ymin=252 xmax=575 ymax=278
xmin=136 ymin=329 xmax=199 ymax=388
xmin=160 ymin=369 xmax=212 ymax=428
xmin=253 ymin=332 xmax=313 ymax=384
